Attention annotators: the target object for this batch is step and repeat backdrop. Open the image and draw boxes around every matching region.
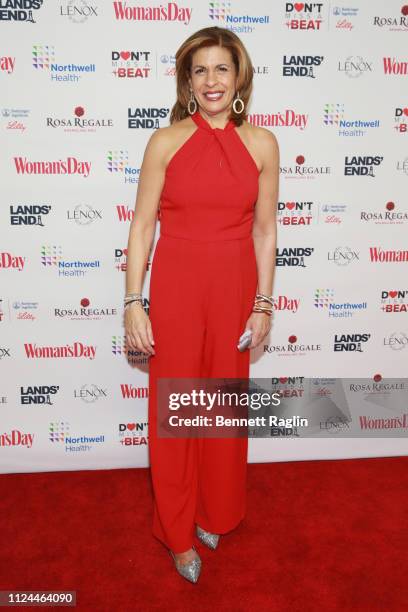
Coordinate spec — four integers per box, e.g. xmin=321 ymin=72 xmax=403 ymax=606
xmin=1 ymin=1 xmax=408 ymax=473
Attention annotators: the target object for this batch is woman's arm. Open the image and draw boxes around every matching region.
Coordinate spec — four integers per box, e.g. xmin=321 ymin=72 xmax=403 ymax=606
xmin=124 ymin=128 xmax=169 ymax=355
xmin=245 ymin=129 xmax=279 ymax=349
xmin=252 ymin=129 xmax=280 ymax=298
xmin=125 ymin=129 xmax=168 ymax=296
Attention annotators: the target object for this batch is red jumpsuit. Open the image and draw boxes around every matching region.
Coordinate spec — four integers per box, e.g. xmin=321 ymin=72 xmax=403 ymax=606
xmin=148 ymin=110 xmax=260 ymax=554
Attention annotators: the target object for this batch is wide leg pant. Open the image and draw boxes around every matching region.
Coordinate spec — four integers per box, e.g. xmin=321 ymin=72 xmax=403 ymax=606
xmin=148 ymin=233 xmax=258 ymax=554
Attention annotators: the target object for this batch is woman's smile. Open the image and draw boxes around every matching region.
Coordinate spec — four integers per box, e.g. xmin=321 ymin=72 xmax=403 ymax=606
xmin=203 ymin=91 xmax=225 ymax=101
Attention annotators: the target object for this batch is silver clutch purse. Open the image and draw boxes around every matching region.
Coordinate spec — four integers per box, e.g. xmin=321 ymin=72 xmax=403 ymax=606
xmin=237 ymin=329 xmax=252 ymax=351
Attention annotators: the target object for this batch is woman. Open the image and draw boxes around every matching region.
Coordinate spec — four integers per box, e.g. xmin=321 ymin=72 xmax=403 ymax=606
xmin=124 ymin=26 xmax=279 ymax=583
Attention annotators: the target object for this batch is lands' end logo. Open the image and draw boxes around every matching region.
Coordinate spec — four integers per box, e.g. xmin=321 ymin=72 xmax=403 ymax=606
xmin=283 ymin=55 xmax=324 ymax=78
xmin=10 ymin=204 xmax=51 ymax=226
xmin=128 ymin=107 xmax=169 ymax=129
xmin=344 ymin=155 xmax=383 ymax=176
xmin=334 ymin=333 xmax=371 ymax=352
xmin=276 ymin=247 xmax=314 ymax=267
xmin=0 ymin=0 xmax=44 ymax=23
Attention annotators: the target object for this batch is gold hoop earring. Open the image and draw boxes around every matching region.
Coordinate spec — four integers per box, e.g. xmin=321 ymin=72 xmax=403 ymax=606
xmin=232 ymin=90 xmax=244 ymax=114
xmin=187 ymin=89 xmax=197 ymax=115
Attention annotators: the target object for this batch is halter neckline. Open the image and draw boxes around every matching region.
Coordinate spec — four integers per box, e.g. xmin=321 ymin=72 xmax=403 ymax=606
xmin=191 ymin=110 xmax=235 ymax=133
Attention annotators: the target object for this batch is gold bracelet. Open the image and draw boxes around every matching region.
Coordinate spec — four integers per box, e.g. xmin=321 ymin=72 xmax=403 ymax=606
xmin=124 ymin=298 xmax=143 ymax=309
xmin=255 ymin=293 xmax=273 ymax=304
xmin=252 ymin=306 xmax=272 ymax=316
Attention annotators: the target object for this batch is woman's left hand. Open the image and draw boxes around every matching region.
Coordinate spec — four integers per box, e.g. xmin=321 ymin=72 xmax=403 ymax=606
xmin=245 ymin=311 xmax=273 ymax=349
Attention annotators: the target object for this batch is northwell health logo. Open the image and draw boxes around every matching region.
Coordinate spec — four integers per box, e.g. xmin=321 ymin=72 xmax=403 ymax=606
xmin=49 ymin=421 xmax=105 ymax=452
xmin=314 ymin=289 xmax=367 ymax=318
xmin=208 ymin=1 xmax=270 ymax=33
xmin=40 ymin=246 xmax=100 ymax=277
xmin=323 ymin=102 xmax=380 ymax=137
xmin=32 ymin=44 xmax=96 ymax=82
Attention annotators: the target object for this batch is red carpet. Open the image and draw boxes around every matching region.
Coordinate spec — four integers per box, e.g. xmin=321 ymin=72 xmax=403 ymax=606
xmin=1 ymin=456 xmax=407 ymax=611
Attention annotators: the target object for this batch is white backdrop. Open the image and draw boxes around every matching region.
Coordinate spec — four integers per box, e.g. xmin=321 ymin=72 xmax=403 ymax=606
xmin=1 ymin=0 xmax=408 ymax=474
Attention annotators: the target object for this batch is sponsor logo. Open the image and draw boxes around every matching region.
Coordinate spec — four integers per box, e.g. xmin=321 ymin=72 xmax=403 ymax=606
xmin=0 ymin=0 xmax=44 ymax=23
xmin=333 ymin=333 xmax=370 ymax=352
xmin=24 ymin=342 xmax=96 ymax=359
xmin=344 ymin=155 xmax=383 ymax=176
xmin=10 ymin=204 xmax=51 ymax=226
xmin=276 ymin=247 xmax=314 ymax=267
xmin=283 ymin=54 xmax=324 ymax=78
xmin=0 ymin=252 xmax=26 ymax=271
xmin=265 ymin=335 xmax=321 ymax=356
xmin=369 ymin=247 xmax=408 ymax=263
xmin=113 ymin=1 xmax=192 ymax=24
xmin=112 ymin=50 xmax=152 ymax=78
xmin=314 ymin=289 xmax=367 ymax=318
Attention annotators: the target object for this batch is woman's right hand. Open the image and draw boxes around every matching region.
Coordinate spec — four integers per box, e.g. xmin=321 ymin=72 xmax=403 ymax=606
xmin=124 ymin=302 xmax=155 ymax=356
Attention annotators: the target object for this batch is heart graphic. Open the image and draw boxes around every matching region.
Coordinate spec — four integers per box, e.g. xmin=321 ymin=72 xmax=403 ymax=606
xmin=286 ymin=202 xmax=295 ymax=210
xmin=403 ymin=108 xmax=408 ymax=117
xmin=121 ymin=51 xmax=131 ymax=60
xmin=127 ymin=423 xmax=136 ymax=431
xmin=389 ymin=291 xmax=397 ymax=298
xmin=294 ymin=3 xmax=304 ymax=11
xmin=279 ymin=377 xmax=288 ymax=384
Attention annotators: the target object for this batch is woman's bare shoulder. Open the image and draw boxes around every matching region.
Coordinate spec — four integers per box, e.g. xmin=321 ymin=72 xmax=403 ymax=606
xmin=148 ymin=116 xmax=195 ymax=145
xmin=242 ymin=119 xmax=279 ymax=150
xmin=237 ymin=119 xmax=279 ymax=173
xmin=145 ymin=116 xmax=196 ymax=166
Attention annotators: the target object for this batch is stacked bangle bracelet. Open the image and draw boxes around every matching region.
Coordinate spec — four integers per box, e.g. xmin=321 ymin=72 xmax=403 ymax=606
xmin=124 ymin=292 xmax=273 ymax=314
xmin=124 ymin=292 xmax=143 ymax=309
xmin=252 ymin=293 xmax=273 ymax=316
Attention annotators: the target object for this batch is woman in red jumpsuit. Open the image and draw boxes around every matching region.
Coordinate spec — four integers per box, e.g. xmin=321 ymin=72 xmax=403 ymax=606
xmin=125 ymin=26 xmax=279 ymax=584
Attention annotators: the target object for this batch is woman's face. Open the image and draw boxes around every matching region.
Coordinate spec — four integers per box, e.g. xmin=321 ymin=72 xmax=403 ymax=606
xmin=188 ymin=45 xmax=238 ymax=116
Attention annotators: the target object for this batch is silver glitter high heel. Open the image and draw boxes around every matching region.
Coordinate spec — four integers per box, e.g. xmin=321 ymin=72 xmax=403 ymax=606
xmin=196 ymin=524 xmax=220 ymax=550
xmin=169 ymin=545 xmax=201 ymax=583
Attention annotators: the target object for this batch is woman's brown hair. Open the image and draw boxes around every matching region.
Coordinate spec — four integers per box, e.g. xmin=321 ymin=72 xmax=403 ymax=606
xmin=169 ymin=26 xmax=254 ymax=127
